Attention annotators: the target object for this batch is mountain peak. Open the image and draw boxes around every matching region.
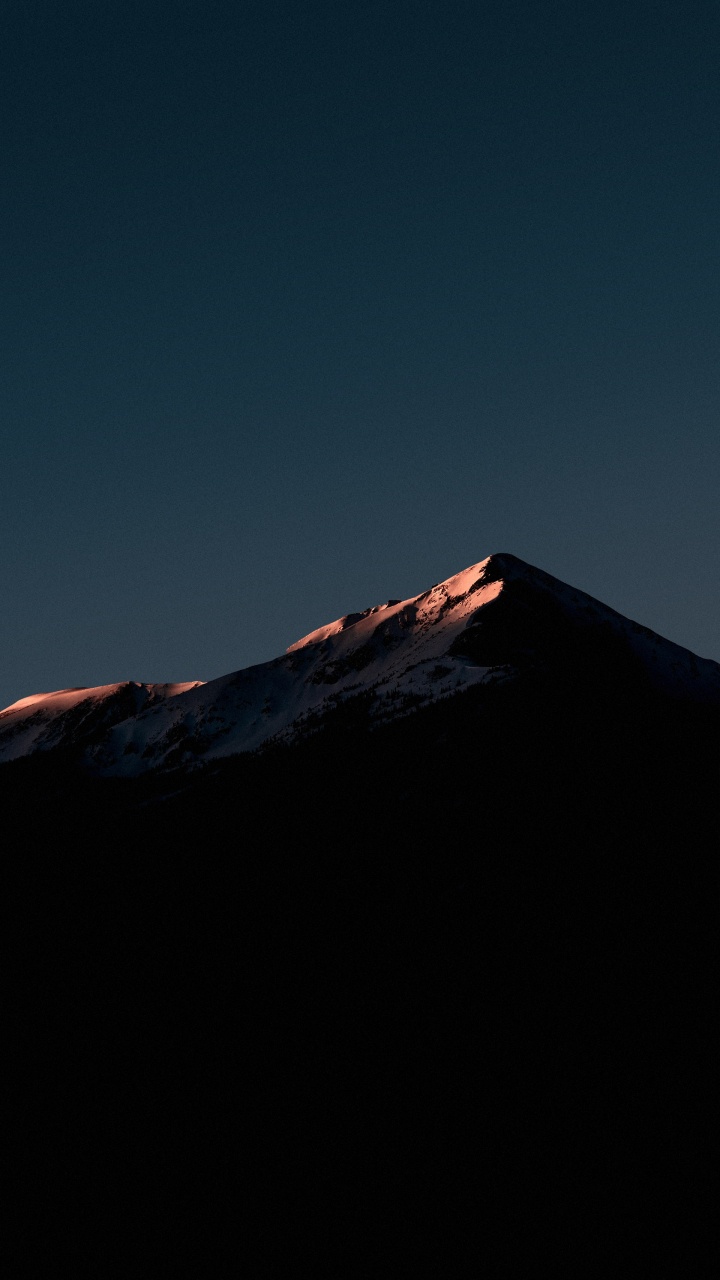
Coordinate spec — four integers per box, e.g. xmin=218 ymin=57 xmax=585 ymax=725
xmin=2 ymin=553 xmax=719 ymax=775
xmin=287 ymin=554 xmax=505 ymax=655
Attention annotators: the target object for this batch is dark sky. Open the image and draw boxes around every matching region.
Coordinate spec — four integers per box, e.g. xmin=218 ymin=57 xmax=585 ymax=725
xmin=2 ymin=0 xmax=719 ymax=707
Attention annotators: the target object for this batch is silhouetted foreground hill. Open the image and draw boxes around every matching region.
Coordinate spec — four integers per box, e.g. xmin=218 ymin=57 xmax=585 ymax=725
xmin=4 ymin=643 xmax=717 ymax=1273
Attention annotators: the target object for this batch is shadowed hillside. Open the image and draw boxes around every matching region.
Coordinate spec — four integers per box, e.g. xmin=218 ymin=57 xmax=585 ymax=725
xmin=4 ymin=642 xmax=717 ymax=1273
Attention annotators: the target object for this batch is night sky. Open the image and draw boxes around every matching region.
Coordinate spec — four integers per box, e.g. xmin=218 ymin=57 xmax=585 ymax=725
xmin=2 ymin=0 xmax=719 ymax=709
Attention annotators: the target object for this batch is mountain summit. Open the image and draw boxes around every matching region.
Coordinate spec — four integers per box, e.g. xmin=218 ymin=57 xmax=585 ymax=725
xmin=2 ymin=552 xmax=719 ymax=773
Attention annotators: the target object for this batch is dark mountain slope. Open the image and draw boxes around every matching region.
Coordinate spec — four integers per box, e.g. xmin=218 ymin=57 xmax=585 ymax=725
xmin=4 ymin=632 xmax=717 ymax=1273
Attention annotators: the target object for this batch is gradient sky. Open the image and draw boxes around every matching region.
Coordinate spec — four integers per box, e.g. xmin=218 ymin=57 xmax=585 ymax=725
xmin=2 ymin=0 xmax=719 ymax=709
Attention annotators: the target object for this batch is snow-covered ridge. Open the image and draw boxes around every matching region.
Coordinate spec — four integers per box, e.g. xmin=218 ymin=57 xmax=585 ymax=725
xmin=0 ymin=681 xmax=203 ymax=764
xmin=1 ymin=552 xmax=719 ymax=774
xmin=287 ymin=557 xmax=497 ymax=652
xmin=2 ymin=682 xmax=201 ymax=717
xmin=84 ymin=556 xmax=508 ymax=774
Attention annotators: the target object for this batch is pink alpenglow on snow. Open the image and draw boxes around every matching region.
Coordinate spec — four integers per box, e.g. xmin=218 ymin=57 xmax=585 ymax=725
xmin=287 ymin=557 xmax=502 ymax=653
xmin=0 ymin=681 xmax=204 ymax=764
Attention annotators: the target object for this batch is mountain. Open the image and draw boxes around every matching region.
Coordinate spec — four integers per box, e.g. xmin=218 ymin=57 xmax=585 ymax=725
xmin=2 ymin=551 xmax=719 ymax=772
xmin=4 ymin=552 xmax=717 ymax=1274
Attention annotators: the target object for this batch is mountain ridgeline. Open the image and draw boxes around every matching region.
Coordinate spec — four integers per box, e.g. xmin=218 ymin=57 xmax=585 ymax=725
xmin=4 ymin=554 xmax=717 ymax=1273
